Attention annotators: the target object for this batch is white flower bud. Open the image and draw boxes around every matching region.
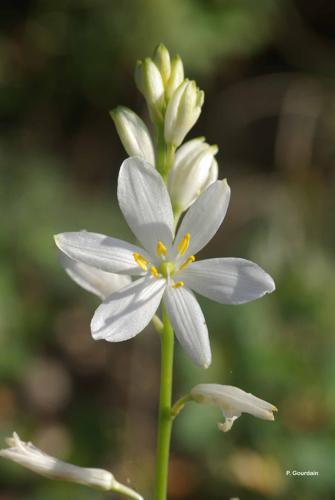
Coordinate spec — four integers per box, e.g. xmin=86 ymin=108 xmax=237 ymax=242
xmin=135 ymin=58 xmax=164 ymax=118
xmin=191 ymin=384 xmax=277 ymax=432
xmin=168 ymin=138 xmax=218 ymax=211
xmin=165 ymin=55 xmax=184 ymax=100
xmin=153 ymin=43 xmax=171 ymax=85
xmin=110 ymin=106 xmax=155 ymax=165
xmin=0 ymin=433 xmax=143 ymax=499
xmin=164 ymin=79 xmax=204 ymax=147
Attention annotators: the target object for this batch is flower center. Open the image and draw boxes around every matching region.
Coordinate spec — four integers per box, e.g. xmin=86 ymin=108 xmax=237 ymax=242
xmin=160 ymin=261 xmax=175 ymax=278
xmin=132 ymin=232 xmax=196 ymax=286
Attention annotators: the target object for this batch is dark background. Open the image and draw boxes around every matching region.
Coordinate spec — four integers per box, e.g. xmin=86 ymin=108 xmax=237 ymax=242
xmin=0 ymin=1 xmax=334 ymax=499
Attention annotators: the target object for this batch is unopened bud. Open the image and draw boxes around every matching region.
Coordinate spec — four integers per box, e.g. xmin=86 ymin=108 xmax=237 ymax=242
xmin=169 ymin=138 xmax=218 ymax=211
xmin=166 ymin=55 xmax=184 ymax=100
xmin=110 ymin=106 xmax=155 ymax=165
xmin=153 ymin=43 xmax=171 ymax=85
xmin=135 ymin=58 xmax=164 ymax=120
xmin=164 ymin=79 xmax=204 ymax=147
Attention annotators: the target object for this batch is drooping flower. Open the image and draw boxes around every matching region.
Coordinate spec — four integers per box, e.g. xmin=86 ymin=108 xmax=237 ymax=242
xmin=55 ymin=157 xmax=275 ymax=368
xmin=0 ymin=433 xmax=143 ymax=499
xmin=190 ymin=384 xmax=277 ymax=432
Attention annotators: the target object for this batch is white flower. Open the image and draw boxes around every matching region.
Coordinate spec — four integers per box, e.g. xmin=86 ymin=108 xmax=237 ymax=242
xmin=0 ymin=433 xmax=143 ymax=499
xmin=191 ymin=384 xmax=278 ymax=432
xmin=110 ymin=106 xmax=155 ymax=166
xmin=168 ymin=137 xmax=218 ymax=212
xmin=55 ymin=157 xmax=275 ymax=368
xmin=164 ymin=79 xmax=204 ymax=147
xmin=59 ymin=251 xmax=131 ymax=300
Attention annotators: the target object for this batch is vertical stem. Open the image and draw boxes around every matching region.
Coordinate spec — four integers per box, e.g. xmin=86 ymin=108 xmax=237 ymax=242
xmin=154 ymin=306 xmax=174 ymax=500
xmin=155 ymin=125 xmax=175 ymax=183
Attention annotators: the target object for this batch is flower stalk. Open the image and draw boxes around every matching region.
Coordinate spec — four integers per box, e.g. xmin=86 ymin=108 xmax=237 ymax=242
xmin=154 ymin=306 xmax=174 ymax=500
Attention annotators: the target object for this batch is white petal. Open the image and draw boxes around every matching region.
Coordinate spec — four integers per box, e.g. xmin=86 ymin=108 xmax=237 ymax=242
xmin=163 ymin=286 xmax=211 ymax=368
xmin=55 ymin=232 xmax=148 ymax=276
xmin=217 ymin=416 xmax=239 ymax=432
xmin=118 ymin=157 xmax=174 ymax=255
xmin=173 ymin=137 xmax=206 ymax=168
xmin=91 ymin=277 xmax=166 ymax=341
xmin=173 ymin=180 xmax=230 ymax=259
xmin=180 ymin=258 xmax=275 ymax=304
xmin=59 ymin=252 xmax=132 ymax=300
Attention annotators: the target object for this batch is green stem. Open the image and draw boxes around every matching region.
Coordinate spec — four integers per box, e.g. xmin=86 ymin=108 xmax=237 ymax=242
xmin=154 ymin=306 xmax=174 ymax=500
xmin=155 ymin=125 xmax=175 ymax=182
xmin=171 ymin=394 xmax=192 ymax=419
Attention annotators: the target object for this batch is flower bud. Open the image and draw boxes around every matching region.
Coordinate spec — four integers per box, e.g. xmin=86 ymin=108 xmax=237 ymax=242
xmin=110 ymin=106 xmax=155 ymax=165
xmin=165 ymin=55 xmax=184 ymax=99
xmin=168 ymin=138 xmax=218 ymax=211
xmin=164 ymin=79 xmax=204 ymax=147
xmin=153 ymin=43 xmax=171 ymax=85
xmin=135 ymin=58 xmax=164 ymax=120
xmin=190 ymin=384 xmax=277 ymax=432
xmin=0 ymin=433 xmax=143 ymax=499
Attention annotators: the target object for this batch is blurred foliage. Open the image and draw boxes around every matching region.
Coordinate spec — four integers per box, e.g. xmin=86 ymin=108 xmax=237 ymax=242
xmin=1 ymin=0 xmax=335 ymax=499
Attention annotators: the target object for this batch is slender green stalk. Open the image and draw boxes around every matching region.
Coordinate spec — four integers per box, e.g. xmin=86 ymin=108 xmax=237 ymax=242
xmin=153 ymin=112 xmax=177 ymax=500
xmin=171 ymin=394 xmax=192 ymax=419
xmin=155 ymin=125 xmax=175 ymax=182
xmin=154 ymin=306 xmax=174 ymax=500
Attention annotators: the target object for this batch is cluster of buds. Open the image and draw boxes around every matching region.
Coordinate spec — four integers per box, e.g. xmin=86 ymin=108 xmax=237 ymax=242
xmin=134 ymin=43 xmax=204 ymax=147
xmin=111 ymin=44 xmax=214 ymax=215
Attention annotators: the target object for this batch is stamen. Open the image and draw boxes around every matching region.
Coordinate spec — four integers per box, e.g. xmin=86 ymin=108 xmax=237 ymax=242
xmin=150 ymin=266 xmax=159 ymax=278
xmin=172 ymin=281 xmax=184 ymax=288
xmin=178 ymin=233 xmax=190 ymax=256
xmin=133 ymin=252 xmax=149 ymax=271
xmin=156 ymin=241 xmax=168 ymax=257
xmin=179 ymin=255 xmax=195 ymax=271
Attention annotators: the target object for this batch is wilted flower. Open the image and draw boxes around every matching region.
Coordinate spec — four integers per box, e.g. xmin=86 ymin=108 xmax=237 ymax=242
xmin=0 ymin=433 xmax=143 ymax=499
xmin=55 ymin=157 xmax=275 ymax=368
xmin=110 ymin=106 xmax=155 ymax=166
xmin=191 ymin=384 xmax=278 ymax=431
xmin=164 ymin=79 xmax=204 ymax=147
xmin=168 ymin=137 xmax=218 ymax=212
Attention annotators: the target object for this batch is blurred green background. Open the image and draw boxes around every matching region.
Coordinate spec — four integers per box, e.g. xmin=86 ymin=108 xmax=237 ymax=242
xmin=0 ymin=0 xmax=334 ymax=499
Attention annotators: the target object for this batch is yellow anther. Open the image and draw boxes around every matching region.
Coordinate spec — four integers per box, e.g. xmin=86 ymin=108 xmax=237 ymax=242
xmin=156 ymin=240 xmax=168 ymax=257
xmin=179 ymin=255 xmax=195 ymax=271
xmin=177 ymin=233 xmax=190 ymax=256
xmin=133 ymin=252 xmax=149 ymax=271
xmin=150 ymin=266 xmax=159 ymax=278
xmin=172 ymin=281 xmax=184 ymax=288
